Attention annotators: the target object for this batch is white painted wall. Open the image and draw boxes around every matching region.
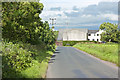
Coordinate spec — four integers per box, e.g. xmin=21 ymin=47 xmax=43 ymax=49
xmin=63 ymin=29 xmax=88 ymax=41
xmin=88 ymin=30 xmax=104 ymax=42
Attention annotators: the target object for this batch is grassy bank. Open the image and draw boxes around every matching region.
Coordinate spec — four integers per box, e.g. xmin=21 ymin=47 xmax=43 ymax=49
xmin=2 ymin=41 xmax=54 ymax=78
xmin=21 ymin=51 xmax=53 ymax=78
xmin=73 ymin=43 xmax=118 ymax=66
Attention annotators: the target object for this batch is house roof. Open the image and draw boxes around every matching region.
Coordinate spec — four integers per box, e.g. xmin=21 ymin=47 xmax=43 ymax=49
xmin=88 ymin=30 xmax=98 ymax=34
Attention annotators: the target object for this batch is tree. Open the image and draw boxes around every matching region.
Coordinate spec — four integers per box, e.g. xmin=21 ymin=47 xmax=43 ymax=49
xmin=2 ymin=2 xmax=44 ymax=44
xmin=2 ymin=2 xmax=56 ymax=50
xmin=99 ymin=22 xmax=119 ymax=42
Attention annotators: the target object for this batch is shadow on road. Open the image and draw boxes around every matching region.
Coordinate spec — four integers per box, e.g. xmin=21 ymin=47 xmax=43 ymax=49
xmin=51 ymin=59 xmax=55 ymax=60
xmin=48 ymin=49 xmax=60 ymax=63
xmin=55 ymin=49 xmax=59 ymax=51
xmin=51 ymin=54 xmax=56 ymax=58
xmin=54 ymin=51 xmax=60 ymax=54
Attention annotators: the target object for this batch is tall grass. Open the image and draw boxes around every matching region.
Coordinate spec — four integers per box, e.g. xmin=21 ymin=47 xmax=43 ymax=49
xmin=73 ymin=43 xmax=118 ymax=66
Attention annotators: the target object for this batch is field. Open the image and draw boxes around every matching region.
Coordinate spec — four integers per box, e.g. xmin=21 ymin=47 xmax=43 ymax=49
xmin=73 ymin=43 xmax=118 ymax=66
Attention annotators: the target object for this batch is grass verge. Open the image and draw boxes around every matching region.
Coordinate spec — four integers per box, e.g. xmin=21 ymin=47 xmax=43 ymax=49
xmin=21 ymin=60 xmax=48 ymax=78
xmin=73 ymin=43 xmax=118 ymax=66
xmin=21 ymin=51 xmax=53 ymax=78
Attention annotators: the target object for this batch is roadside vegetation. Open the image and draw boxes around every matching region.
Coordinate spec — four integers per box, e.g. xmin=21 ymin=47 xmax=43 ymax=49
xmin=2 ymin=2 xmax=57 ymax=78
xmin=63 ymin=41 xmax=98 ymax=46
xmin=99 ymin=22 xmax=119 ymax=43
xmin=2 ymin=41 xmax=54 ymax=78
xmin=73 ymin=43 xmax=118 ymax=66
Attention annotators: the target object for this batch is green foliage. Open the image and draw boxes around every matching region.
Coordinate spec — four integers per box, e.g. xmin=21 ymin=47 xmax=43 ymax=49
xmin=2 ymin=2 xmax=56 ymax=48
xmin=54 ymin=31 xmax=59 ymax=40
xmin=73 ymin=43 xmax=118 ymax=66
xmin=63 ymin=41 xmax=98 ymax=46
xmin=2 ymin=42 xmax=36 ymax=77
xmin=2 ymin=2 xmax=56 ymax=78
xmin=41 ymin=21 xmax=56 ymax=51
xmin=99 ymin=22 xmax=119 ymax=42
xmin=2 ymin=2 xmax=56 ymax=49
xmin=2 ymin=2 xmax=43 ymax=43
xmin=2 ymin=41 xmax=54 ymax=78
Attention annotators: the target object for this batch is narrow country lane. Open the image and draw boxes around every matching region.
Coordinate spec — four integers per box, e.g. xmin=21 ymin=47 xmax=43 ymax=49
xmin=46 ymin=46 xmax=118 ymax=78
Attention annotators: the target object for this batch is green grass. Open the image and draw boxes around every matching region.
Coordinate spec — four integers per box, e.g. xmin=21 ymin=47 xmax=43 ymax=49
xmin=73 ymin=43 xmax=118 ymax=66
xmin=21 ymin=51 xmax=53 ymax=78
xmin=63 ymin=41 xmax=98 ymax=46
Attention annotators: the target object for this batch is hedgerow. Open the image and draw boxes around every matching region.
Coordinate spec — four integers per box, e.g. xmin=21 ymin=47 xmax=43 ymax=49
xmin=63 ymin=41 xmax=98 ymax=46
xmin=2 ymin=42 xmax=36 ymax=77
xmin=2 ymin=2 xmax=57 ymax=78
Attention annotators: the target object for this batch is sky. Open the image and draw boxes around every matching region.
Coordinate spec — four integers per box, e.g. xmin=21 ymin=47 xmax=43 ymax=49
xmin=39 ymin=0 xmax=119 ymax=30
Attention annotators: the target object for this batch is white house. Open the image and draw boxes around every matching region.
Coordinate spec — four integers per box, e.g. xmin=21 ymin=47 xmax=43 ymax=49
xmin=88 ymin=30 xmax=104 ymax=42
xmin=57 ymin=29 xmax=104 ymax=42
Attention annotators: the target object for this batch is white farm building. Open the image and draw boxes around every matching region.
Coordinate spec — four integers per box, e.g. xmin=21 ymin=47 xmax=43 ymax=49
xmin=57 ymin=29 xmax=104 ymax=42
xmin=88 ymin=29 xmax=104 ymax=42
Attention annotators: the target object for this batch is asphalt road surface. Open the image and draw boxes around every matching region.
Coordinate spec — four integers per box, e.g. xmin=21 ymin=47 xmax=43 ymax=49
xmin=46 ymin=46 xmax=118 ymax=78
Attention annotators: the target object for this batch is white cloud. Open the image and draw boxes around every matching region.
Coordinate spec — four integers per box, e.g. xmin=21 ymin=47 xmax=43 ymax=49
xmin=103 ymin=14 xmax=118 ymax=21
xmin=101 ymin=0 xmax=119 ymax=2
xmin=65 ymin=10 xmax=79 ymax=13
xmin=81 ymin=15 xmax=92 ymax=18
xmin=40 ymin=1 xmax=118 ymax=30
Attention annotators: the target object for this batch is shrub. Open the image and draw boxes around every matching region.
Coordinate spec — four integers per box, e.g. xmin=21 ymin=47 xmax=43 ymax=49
xmin=2 ymin=42 xmax=37 ymax=77
xmin=63 ymin=41 xmax=98 ymax=46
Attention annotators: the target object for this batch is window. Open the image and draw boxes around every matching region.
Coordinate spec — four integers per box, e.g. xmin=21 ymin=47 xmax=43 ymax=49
xmin=88 ymin=34 xmax=91 ymax=36
xmin=97 ymin=34 xmax=99 ymax=36
xmin=97 ymin=39 xmax=99 ymax=41
xmin=93 ymin=39 xmax=94 ymax=41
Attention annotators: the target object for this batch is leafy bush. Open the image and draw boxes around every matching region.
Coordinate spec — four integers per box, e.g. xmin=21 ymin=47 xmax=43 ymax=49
xmin=2 ymin=42 xmax=37 ymax=77
xmin=2 ymin=2 xmax=56 ymax=78
xmin=63 ymin=41 xmax=98 ymax=46
xmin=2 ymin=2 xmax=56 ymax=51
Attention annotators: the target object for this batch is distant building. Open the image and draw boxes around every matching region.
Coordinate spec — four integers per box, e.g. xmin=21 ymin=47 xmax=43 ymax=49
xmin=88 ymin=30 xmax=104 ymax=42
xmin=58 ymin=29 xmax=88 ymax=41
xmin=57 ymin=29 xmax=104 ymax=42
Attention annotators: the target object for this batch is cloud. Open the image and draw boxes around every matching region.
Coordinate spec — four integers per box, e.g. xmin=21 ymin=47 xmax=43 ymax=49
xmin=97 ymin=2 xmax=118 ymax=14
xmin=82 ymin=4 xmax=99 ymax=15
xmin=64 ymin=2 xmax=118 ymax=17
xmin=103 ymin=14 xmax=118 ymax=21
xmin=64 ymin=11 xmax=80 ymax=17
xmin=50 ymin=7 xmax=61 ymax=11
xmin=72 ymin=6 xmax=79 ymax=11
xmin=40 ymin=1 xmax=118 ymax=29
xmin=87 ymin=2 xmax=118 ymax=15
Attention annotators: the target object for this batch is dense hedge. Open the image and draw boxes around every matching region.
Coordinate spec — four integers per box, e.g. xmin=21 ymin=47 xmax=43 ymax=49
xmin=63 ymin=41 xmax=98 ymax=46
xmin=2 ymin=42 xmax=35 ymax=77
xmin=2 ymin=2 xmax=57 ymax=78
xmin=2 ymin=41 xmax=55 ymax=78
xmin=2 ymin=2 xmax=56 ymax=51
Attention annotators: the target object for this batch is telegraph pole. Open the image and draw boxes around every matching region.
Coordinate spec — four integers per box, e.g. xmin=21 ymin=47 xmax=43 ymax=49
xmin=50 ymin=18 xmax=56 ymax=31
